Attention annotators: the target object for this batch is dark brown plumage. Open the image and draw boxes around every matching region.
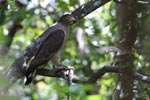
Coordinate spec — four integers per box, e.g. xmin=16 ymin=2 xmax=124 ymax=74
xmin=25 ymin=14 xmax=75 ymax=85
xmin=4 ymin=14 xmax=75 ymax=85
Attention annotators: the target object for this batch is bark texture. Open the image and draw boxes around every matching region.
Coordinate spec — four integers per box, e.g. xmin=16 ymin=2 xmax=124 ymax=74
xmin=114 ymin=0 xmax=138 ymax=100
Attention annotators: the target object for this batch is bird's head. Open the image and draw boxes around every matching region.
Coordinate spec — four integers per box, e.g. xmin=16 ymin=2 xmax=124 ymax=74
xmin=58 ymin=14 xmax=76 ymax=25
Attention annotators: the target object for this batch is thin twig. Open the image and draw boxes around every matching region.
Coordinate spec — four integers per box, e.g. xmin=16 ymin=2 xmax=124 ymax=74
xmin=133 ymin=72 xmax=150 ymax=83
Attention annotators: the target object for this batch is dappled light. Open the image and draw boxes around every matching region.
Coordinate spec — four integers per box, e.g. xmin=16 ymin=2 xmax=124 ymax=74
xmin=0 ymin=0 xmax=150 ymax=100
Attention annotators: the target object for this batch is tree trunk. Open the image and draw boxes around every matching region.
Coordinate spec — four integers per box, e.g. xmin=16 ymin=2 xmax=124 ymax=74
xmin=114 ymin=0 xmax=138 ymax=100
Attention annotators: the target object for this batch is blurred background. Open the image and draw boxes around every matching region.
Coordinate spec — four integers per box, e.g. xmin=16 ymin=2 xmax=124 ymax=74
xmin=0 ymin=0 xmax=150 ymax=100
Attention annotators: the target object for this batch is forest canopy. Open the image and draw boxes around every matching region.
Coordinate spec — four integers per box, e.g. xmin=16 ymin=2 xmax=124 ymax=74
xmin=0 ymin=0 xmax=150 ymax=100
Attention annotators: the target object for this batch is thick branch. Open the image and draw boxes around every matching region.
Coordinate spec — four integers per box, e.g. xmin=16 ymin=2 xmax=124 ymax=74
xmin=36 ymin=68 xmax=88 ymax=84
xmin=36 ymin=66 xmax=122 ymax=84
xmin=71 ymin=0 xmax=110 ymax=24
xmin=71 ymin=0 xmax=145 ymax=23
xmin=36 ymin=66 xmax=150 ymax=84
xmin=87 ymin=66 xmax=122 ymax=83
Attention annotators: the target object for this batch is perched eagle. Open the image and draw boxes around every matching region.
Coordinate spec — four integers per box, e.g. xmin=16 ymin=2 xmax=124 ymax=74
xmin=5 ymin=14 xmax=75 ymax=85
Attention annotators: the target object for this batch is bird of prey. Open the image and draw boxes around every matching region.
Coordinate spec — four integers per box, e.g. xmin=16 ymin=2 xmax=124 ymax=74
xmin=5 ymin=14 xmax=75 ymax=85
xmin=24 ymin=14 xmax=75 ymax=85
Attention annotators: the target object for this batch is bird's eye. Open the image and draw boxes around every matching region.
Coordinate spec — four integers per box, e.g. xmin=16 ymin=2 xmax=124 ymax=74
xmin=66 ymin=16 xmax=72 ymax=21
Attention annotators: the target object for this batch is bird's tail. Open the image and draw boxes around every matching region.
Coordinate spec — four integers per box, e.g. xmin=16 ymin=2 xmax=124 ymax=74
xmin=24 ymin=67 xmax=37 ymax=85
xmin=5 ymin=57 xmax=27 ymax=84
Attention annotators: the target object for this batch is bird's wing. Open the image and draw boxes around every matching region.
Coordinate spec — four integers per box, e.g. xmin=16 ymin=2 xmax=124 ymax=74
xmin=5 ymin=27 xmax=55 ymax=83
xmin=27 ymin=29 xmax=65 ymax=74
xmin=24 ymin=26 xmax=54 ymax=59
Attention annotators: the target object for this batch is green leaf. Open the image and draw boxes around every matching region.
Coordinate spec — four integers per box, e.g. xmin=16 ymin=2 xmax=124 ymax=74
xmin=86 ymin=95 xmax=102 ymax=100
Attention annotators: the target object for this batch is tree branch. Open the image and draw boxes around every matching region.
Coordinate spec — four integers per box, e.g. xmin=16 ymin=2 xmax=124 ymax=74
xmin=133 ymin=72 xmax=150 ymax=83
xmin=36 ymin=66 xmax=122 ymax=84
xmin=87 ymin=66 xmax=122 ymax=83
xmin=36 ymin=66 xmax=150 ymax=84
xmin=36 ymin=68 xmax=88 ymax=84
xmin=71 ymin=0 xmax=110 ymax=24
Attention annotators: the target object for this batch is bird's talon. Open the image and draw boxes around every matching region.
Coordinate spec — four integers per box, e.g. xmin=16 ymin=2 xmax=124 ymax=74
xmin=62 ymin=66 xmax=75 ymax=85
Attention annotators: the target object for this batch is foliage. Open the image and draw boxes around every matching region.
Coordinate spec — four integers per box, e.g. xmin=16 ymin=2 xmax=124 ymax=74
xmin=0 ymin=0 xmax=150 ymax=100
